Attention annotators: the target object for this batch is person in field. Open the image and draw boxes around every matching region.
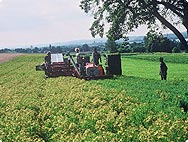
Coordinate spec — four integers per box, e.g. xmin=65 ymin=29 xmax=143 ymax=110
xmin=92 ymin=47 xmax=102 ymax=66
xmin=75 ymin=48 xmax=82 ymax=65
xmin=75 ymin=48 xmax=85 ymax=75
xmin=159 ymin=57 xmax=168 ymax=80
xmin=44 ymin=51 xmax=51 ymax=78
xmin=45 ymin=51 xmax=51 ymax=64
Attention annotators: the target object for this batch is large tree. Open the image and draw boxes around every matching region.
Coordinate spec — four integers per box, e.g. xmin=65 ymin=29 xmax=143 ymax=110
xmin=80 ymin=0 xmax=188 ymax=51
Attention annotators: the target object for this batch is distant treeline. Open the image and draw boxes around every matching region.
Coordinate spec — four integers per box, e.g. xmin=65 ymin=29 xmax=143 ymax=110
xmin=0 ymin=41 xmax=185 ymax=54
xmin=0 ymin=44 xmax=103 ymax=54
xmin=1 ymin=31 xmax=187 ymax=53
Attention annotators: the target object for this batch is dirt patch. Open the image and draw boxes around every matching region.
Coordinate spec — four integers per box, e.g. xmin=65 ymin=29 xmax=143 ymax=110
xmin=0 ymin=53 xmax=24 ymax=64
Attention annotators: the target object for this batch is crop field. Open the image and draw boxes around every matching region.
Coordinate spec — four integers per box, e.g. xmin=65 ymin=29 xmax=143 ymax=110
xmin=0 ymin=53 xmax=188 ymax=141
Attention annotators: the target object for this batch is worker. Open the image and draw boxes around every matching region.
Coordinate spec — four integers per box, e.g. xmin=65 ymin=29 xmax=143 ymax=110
xmin=92 ymin=47 xmax=102 ymax=66
xmin=159 ymin=57 xmax=168 ymax=80
xmin=44 ymin=51 xmax=51 ymax=78
xmin=45 ymin=51 xmax=51 ymax=64
xmin=75 ymin=48 xmax=82 ymax=65
xmin=75 ymin=48 xmax=85 ymax=75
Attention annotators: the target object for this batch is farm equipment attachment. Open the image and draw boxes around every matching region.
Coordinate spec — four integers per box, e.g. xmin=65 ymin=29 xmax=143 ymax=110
xmin=36 ymin=53 xmax=122 ymax=80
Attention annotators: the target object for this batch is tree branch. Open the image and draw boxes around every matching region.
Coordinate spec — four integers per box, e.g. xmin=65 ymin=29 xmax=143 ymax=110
xmin=153 ymin=10 xmax=188 ymax=49
xmin=155 ymin=0 xmax=183 ymax=18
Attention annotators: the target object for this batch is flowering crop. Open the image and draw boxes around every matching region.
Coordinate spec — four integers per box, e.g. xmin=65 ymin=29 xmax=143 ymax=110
xmin=0 ymin=54 xmax=188 ymax=141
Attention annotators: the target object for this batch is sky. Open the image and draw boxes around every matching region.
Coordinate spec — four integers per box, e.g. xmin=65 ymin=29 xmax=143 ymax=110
xmin=0 ymin=0 xmax=95 ymax=48
xmin=0 ymin=0 xmax=187 ymax=48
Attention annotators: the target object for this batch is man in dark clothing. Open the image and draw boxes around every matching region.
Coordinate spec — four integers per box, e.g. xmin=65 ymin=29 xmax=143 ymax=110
xmin=92 ymin=48 xmax=102 ymax=65
xmin=45 ymin=51 xmax=51 ymax=64
xmin=159 ymin=57 xmax=168 ymax=80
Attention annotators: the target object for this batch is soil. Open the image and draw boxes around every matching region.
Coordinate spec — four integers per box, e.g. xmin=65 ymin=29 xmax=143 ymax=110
xmin=0 ymin=53 xmax=24 ymax=64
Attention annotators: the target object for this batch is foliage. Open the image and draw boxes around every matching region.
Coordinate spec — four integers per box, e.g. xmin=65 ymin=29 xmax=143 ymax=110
xmin=144 ymin=30 xmax=176 ymax=53
xmin=82 ymin=44 xmax=91 ymax=52
xmin=80 ymin=0 xmax=188 ymax=49
xmin=105 ymin=39 xmax=118 ymax=53
xmin=104 ymin=38 xmax=143 ymax=53
xmin=0 ymin=44 xmax=105 ymax=54
xmin=172 ymin=46 xmax=181 ymax=53
xmin=129 ymin=42 xmax=146 ymax=53
xmin=116 ymin=38 xmax=129 ymax=53
xmin=0 ymin=53 xmax=188 ymax=141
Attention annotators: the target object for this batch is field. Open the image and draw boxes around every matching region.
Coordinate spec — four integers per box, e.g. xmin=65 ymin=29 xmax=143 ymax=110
xmin=0 ymin=53 xmax=24 ymax=63
xmin=0 ymin=53 xmax=188 ymax=141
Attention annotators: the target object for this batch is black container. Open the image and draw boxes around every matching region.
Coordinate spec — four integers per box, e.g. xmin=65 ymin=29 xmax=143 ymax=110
xmin=107 ymin=54 xmax=122 ymax=75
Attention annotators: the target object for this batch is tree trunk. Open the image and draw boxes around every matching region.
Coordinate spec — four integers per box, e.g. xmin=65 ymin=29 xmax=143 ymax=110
xmin=153 ymin=10 xmax=188 ymax=51
xmin=183 ymin=0 xmax=188 ymax=36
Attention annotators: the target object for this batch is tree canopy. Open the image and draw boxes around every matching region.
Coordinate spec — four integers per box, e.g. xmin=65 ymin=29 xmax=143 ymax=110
xmin=80 ymin=0 xmax=188 ymax=51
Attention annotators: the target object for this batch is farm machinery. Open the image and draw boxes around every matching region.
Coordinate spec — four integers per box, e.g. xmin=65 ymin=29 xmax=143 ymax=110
xmin=36 ymin=52 xmax=122 ymax=80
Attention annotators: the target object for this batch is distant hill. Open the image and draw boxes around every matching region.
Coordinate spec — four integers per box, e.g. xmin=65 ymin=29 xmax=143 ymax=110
xmin=54 ymin=31 xmax=187 ymax=46
xmin=163 ymin=32 xmax=187 ymax=40
xmin=53 ymin=38 xmax=107 ymax=47
xmin=1 ymin=32 xmax=187 ymax=50
xmin=128 ymin=32 xmax=187 ymax=43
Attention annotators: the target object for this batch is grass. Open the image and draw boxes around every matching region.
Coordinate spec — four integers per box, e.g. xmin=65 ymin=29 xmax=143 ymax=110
xmin=122 ymin=53 xmax=188 ymax=81
xmin=122 ymin=53 xmax=188 ymax=64
xmin=0 ymin=53 xmax=188 ymax=141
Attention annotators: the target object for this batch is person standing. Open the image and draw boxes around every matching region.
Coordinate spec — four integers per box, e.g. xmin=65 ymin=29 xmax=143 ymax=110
xmin=45 ymin=51 xmax=51 ymax=64
xmin=75 ymin=48 xmax=82 ymax=65
xmin=159 ymin=57 xmax=168 ymax=80
xmin=44 ymin=51 xmax=51 ymax=78
xmin=75 ymin=48 xmax=85 ymax=75
xmin=92 ymin=47 xmax=102 ymax=66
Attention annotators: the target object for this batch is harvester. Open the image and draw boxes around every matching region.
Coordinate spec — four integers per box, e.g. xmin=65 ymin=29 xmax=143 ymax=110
xmin=36 ymin=52 xmax=122 ymax=80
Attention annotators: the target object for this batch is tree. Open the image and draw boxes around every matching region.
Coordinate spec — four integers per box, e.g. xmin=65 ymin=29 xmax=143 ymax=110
xmin=80 ymin=0 xmax=188 ymax=51
xmin=82 ymin=44 xmax=90 ymax=52
xmin=130 ymin=42 xmax=146 ymax=53
xmin=33 ymin=47 xmax=40 ymax=53
xmin=144 ymin=30 xmax=176 ymax=52
xmin=172 ymin=46 xmax=181 ymax=53
xmin=117 ymin=38 xmax=130 ymax=53
xmin=105 ymin=39 xmax=118 ymax=53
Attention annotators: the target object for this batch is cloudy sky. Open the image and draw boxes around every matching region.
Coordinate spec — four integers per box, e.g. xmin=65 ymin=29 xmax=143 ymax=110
xmin=0 ymin=0 xmax=95 ymax=48
xmin=0 ymin=0 xmax=186 ymax=48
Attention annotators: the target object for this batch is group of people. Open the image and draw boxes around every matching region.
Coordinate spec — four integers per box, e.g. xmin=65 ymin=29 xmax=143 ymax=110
xmin=75 ymin=47 xmax=102 ymax=75
xmin=75 ymin=47 xmax=102 ymax=66
xmin=44 ymin=49 xmax=168 ymax=80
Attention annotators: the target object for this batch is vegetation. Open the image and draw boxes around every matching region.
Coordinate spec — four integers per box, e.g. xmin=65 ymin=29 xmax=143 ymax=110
xmin=0 ymin=30 xmax=186 ymax=54
xmin=105 ymin=39 xmax=118 ymax=53
xmin=104 ymin=32 xmax=182 ymax=53
xmin=0 ymin=44 xmax=99 ymax=54
xmin=80 ymin=0 xmax=188 ymax=50
xmin=144 ymin=30 xmax=176 ymax=53
xmin=1 ymin=36 xmax=184 ymax=54
xmin=0 ymin=53 xmax=188 ymax=141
